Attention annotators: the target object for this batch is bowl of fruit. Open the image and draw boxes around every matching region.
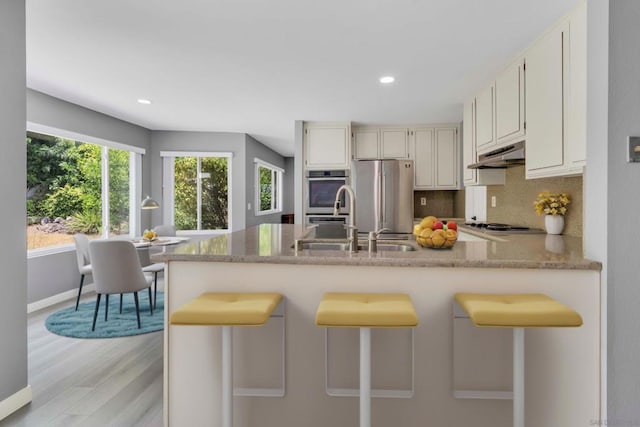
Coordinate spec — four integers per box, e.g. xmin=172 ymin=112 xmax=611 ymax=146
xmin=413 ymin=216 xmax=458 ymax=249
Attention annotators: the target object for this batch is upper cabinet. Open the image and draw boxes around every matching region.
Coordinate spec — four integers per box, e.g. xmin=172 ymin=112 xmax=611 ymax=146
xmin=475 ymin=58 xmax=525 ymax=156
xmin=474 ymin=84 xmax=496 ymax=153
xmin=434 ymin=128 xmax=458 ymax=189
xmin=566 ymin=1 xmax=587 ymax=167
xmin=495 ymin=58 xmax=526 ymax=145
xmin=413 ymin=128 xmax=435 ymax=188
xmin=463 ymin=100 xmax=505 ymax=186
xmin=353 ymin=128 xmax=379 ymax=159
xmin=304 ymin=122 xmax=351 ymax=170
xmin=525 ymin=1 xmax=586 ymax=178
xmin=353 ymin=127 xmax=409 ymax=160
xmin=380 ymin=129 xmax=409 ymax=159
xmin=465 ymin=1 xmax=586 ymax=180
xmin=525 ymin=22 xmax=565 ymax=172
xmin=462 ymin=100 xmax=476 ymax=185
xmin=412 ymin=126 xmax=459 ymax=190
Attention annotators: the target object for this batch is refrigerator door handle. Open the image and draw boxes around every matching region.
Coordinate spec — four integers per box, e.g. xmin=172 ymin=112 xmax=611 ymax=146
xmin=374 ymin=162 xmax=382 ymax=231
xmin=381 ymin=173 xmax=386 ymax=226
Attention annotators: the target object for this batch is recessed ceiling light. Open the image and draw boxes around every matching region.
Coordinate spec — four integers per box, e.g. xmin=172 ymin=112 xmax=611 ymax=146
xmin=379 ymin=76 xmax=395 ymax=84
xmin=137 ymin=98 xmax=152 ymax=105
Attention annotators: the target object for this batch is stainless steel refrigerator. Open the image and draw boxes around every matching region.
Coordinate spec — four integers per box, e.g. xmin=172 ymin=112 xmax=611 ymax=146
xmin=352 ymin=159 xmax=414 ymax=234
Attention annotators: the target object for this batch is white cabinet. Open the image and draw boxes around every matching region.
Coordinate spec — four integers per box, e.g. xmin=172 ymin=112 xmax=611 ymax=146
xmin=462 ymin=100 xmax=505 ymax=186
xmin=464 ymin=186 xmax=487 ymax=223
xmin=566 ymin=1 xmax=587 ymax=167
xmin=413 ymin=128 xmax=435 ymax=188
xmin=353 ymin=128 xmax=379 ymax=159
xmin=525 ymin=2 xmax=586 ymax=179
xmin=463 ymin=2 xmax=585 ymax=180
xmin=495 ymin=58 xmax=525 ymax=145
xmin=525 ymin=22 xmax=565 ymax=173
xmin=475 ymin=84 xmax=496 ymax=153
xmin=380 ymin=128 xmax=409 ymax=159
xmin=412 ymin=126 xmax=459 ymax=190
xmin=353 ymin=127 xmax=409 ymax=160
xmin=462 ymin=100 xmax=476 ymax=185
xmin=475 ymin=59 xmax=524 ymax=157
xmin=434 ymin=128 xmax=458 ymax=188
xmin=304 ymin=122 xmax=351 ymax=170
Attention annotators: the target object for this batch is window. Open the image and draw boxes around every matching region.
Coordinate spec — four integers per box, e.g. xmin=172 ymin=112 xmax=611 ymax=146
xmin=26 ymin=129 xmax=141 ymax=252
xmin=255 ymin=158 xmax=283 ymax=216
xmin=162 ymin=152 xmax=232 ymax=232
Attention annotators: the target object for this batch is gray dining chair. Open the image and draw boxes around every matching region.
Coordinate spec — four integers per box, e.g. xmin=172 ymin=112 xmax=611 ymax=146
xmin=73 ymin=234 xmax=92 ymax=310
xmin=152 ymin=224 xmax=176 ymax=236
xmin=89 ymin=240 xmax=154 ymax=331
xmin=137 ymin=247 xmax=165 ymax=309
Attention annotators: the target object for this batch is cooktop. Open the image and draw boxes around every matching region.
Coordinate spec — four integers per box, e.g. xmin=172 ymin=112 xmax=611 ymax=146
xmin=463 ymin=222 xmax=545 ymax=234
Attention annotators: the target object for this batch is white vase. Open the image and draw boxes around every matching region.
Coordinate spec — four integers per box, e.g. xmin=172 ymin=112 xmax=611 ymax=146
xmin=544 ymin=215 xmax=565 ymax=235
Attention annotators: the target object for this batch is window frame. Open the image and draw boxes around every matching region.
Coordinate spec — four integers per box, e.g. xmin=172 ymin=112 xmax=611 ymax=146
xmin=26 ymin=122 xmax=144 ymax=257
xmin=254 ymin=158 xmax=284 ymax=216
xmin=161 ymin=151 xmax=233 ymax=234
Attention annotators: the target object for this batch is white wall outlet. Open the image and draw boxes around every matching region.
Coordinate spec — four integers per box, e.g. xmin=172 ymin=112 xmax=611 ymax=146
xmin=491 ymin=196 xmax=497 ymax=208
xmin=420 ymin=197 xmax=427 ymax=206
xmin=248 ymin=202 xmax=252 ymax=211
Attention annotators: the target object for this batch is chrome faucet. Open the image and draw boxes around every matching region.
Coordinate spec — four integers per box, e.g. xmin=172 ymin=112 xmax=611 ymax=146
xmin=334 ymin=185 xmax=358 ymax=252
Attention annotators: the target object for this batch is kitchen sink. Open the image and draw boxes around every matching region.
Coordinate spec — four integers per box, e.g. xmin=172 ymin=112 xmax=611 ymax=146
xmin=296 ymin=241 xmax=416 ymax=252
xmin=366 ymin=243 xmax=415 ymax=252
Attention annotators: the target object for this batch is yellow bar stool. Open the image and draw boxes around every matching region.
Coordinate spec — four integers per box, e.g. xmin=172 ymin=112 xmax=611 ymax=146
xmin=454 ymin=293 xmax=582 ymax=427
xmin=316 ymin=292 xmax=418 ymax=427
xmin=170 ymin=292 xmax=284 ymax=427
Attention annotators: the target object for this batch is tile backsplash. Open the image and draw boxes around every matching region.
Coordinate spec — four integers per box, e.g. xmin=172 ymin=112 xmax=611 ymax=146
xmin=486 ymin=166 xmax=583 ymax=237
xmin=414 ymin=190 xmax=458 ymax=218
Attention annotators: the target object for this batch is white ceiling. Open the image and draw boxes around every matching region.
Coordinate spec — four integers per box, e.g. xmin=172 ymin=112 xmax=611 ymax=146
xmin=26 ymin=0 xmax=580 ymax=156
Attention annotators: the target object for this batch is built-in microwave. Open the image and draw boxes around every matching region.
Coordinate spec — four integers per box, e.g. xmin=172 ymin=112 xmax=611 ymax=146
xmin=305 ymin=170 xmax=349 ymax=215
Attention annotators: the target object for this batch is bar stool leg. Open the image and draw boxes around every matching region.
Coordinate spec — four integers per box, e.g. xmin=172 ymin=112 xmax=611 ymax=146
xmin=222 ymin=325 xmax=233 ymax=427
xmin=513 ymin=327 xmax=525 ymax=427
xmin=360 ymin=327 xmax=371 ymax=427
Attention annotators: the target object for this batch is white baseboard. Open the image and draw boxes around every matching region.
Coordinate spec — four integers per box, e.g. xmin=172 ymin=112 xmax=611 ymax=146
xmin=27 ymin=284 xmax=95 ymax=314
xmin=0 ymin=385 xmax=32 ymax=421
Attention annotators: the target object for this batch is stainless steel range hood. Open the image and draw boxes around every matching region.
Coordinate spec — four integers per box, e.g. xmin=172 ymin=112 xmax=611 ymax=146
xmin=468 ymin=141 xmax=525 ymax=169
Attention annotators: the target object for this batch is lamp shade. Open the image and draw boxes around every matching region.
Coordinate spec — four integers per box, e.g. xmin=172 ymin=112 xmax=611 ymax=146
xmin=140 ymin=195 xmax=160 ymax=209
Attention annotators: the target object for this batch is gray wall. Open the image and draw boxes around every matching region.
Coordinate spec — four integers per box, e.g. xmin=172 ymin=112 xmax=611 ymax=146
xmin=27 ymin=90 xmax=151 ymax=152
xmin=283 ymin=157 xmax=295 ymax=215
xmin=294 ymin=120 xmax=304 ymax=224
xmin=25 ymin=90 xmax=152 ymax=304
xmin=245 ymin=135 xmax=288 ymax=227
xmin=27 ymin=253 xmax=79 ymax=304
xmin=0 ymin=0 xmax=28 ymax=403
xmin=149 ymin=131 xmax=247 ymax=231
xmin=604 ymin=0 xmax=640 ymax=422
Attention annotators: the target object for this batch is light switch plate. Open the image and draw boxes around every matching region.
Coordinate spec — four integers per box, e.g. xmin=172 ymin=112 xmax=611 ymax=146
xmin=628 ymin=136 xmax=640 ymax=162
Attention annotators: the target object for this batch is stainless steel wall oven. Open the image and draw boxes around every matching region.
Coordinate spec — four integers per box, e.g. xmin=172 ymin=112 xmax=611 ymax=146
xmin=305 ymin=169 xmax=349 ymax=215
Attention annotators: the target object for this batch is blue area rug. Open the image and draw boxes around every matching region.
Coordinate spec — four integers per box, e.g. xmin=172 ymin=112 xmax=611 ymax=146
xmin=46 ymin=291 xmax=164 ymax=339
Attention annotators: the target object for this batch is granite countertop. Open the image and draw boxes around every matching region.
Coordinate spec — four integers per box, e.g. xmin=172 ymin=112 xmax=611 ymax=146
xmin=152 ymin=224 xmax=601 ymax=271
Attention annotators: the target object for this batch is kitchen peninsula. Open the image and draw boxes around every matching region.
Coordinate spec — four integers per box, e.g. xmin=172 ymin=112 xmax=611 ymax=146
xmin=154 ymin=224 xmax=602 ymax=427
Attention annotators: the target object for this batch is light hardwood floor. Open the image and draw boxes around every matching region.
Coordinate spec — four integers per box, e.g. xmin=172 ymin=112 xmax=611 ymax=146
xmin=1 ymin=292 xmax=163 ymax=427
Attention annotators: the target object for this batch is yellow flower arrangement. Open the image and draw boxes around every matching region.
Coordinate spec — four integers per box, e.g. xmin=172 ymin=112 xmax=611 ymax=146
xmin=142 ymin=229 xmax=158 ymax=241
xmin=534 ymin=192 xmax=570 ymax=216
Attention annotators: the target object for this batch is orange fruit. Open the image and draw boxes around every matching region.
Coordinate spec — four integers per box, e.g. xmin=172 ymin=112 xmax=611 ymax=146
xmin=420 ymin=216 xmax=438 ymax=230
xmin=430 ymin=229 xmax=446 ymax=247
